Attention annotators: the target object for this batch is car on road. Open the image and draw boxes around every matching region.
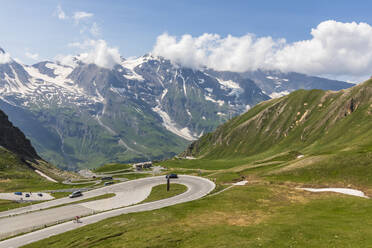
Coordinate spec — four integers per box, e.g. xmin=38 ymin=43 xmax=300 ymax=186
xmin=25 ymin=194 xmax=30 ymax=198
xmin=104 ymin=181 xmax=114 ymax=186
xmin=37 ymin=193 xmax=43 ymax=197
xmin=14 ymin=192 xmax=22 ymax=196
xmin=69 ymin=191 xmax=83 ymax=198
xmin=101 ymin=176 xmax=113 ymax=181
xmin=166 ymin=174 xmax=178 ymax=179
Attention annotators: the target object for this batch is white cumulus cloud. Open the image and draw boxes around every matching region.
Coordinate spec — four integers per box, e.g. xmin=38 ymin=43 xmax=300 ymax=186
xmin=25 ymin=52 xmax=39 ymax=60
xmin=0 ymin=52 xmax=11 ymax=64
xmin=57 ymin=40 xmax=121 ymax=69
xmin=153 ymin=20 xmax=372 ymax=81
xmin=54 ymin=54 xmax=76 ymax=67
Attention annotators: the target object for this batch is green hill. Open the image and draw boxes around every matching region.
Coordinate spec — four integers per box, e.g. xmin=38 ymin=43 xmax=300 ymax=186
xmin=184 ymin=79 xmax=372 ymax=160
xmin=168 ymin=79 xmax=372 ymax=187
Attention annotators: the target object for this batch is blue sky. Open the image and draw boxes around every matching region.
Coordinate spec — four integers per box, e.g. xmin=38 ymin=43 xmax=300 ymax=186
xmin=1 ymin=0 xmax=372 ymax=81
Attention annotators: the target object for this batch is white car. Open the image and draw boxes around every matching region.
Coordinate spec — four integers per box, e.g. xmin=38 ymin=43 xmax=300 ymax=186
xmin=69 ymin=191 xmax=83 ymax=198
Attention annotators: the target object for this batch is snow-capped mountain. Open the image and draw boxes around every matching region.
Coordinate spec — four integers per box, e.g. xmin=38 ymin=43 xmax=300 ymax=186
xmin=242 ymin=70 xmax=353 ymax=98
xmin=0 ymin=47 xmax=352 ymax=169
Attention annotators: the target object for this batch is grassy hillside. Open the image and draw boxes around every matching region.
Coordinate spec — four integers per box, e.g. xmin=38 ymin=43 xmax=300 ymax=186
xmin=0 ymin=146 xmax=77 ymax=192
xmin=93 ymin=163 xmax=132 ymax=173
xmin=25 ymin=184 xmax=372 ymax=248
xmin=159 ymin=79 xmax=372 ymax=188
xmin=183 ymin=79 xmax=372 ymax=160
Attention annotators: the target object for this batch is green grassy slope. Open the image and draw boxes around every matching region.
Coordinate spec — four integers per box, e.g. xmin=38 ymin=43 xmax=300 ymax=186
xmin=184 ymin=79 xmax=372 ymax=160
xmin=141 ymin=183 xmax=188 ymax=203
xmin=0 ymin=146 xmax=78 ymax=193
xmin=160 ymin=79 xmax=372 ymax=187
xmin=93 ymin=163 xmax=132 ymax=173
xmin=24 ymin=185 xmax=372 ymax=248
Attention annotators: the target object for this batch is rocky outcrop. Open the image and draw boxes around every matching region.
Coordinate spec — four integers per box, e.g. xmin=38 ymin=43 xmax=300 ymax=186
xmin=0 ymin=109 xmax=39 ymax=160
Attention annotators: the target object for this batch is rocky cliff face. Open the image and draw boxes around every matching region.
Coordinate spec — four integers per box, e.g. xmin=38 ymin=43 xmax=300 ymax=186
xmin=0 ymin=109 xmax=39 ymax=160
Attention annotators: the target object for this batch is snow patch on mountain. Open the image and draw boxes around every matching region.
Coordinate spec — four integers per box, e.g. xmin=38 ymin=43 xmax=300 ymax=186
xmin=216 ymin=78 xmax=243 ymax=96
xmin=179 ymin=73 xmax=187 ymax=97
xmin=186 ymin=109 xmax=192 ymax=117
xmin=44 ymin=63 xmax=74 ymax=83
xmin=0 ymin=62 xmax=103 ymax=108
xmin=152 ymin=105 xmax=197 ymax=141
xmin=269 ymin=90 xmax=290 ymax=99
xmin=110 ymin=87 xmax=126 ymax=95
xmin=216 ymin=78 xmax=240 ymax=89
xmin=0 ymin=66 xmax=31 ymax=94
xmin=24 ymin=65 xmax=73 ymax=87
xmin=205 ymin=95 xmax=224 ymax=106
xmin=160 ymin=88 xmax=168 ymax=101
xmin=121 ymin=57 xmax=145 ymax=81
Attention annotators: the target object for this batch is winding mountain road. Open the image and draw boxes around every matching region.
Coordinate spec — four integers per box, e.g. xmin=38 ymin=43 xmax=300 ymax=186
xmin=0 ymin=175 xmax=215 ymax=248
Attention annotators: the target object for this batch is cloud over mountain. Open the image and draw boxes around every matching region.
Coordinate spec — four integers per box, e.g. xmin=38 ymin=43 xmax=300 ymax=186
xmin=0 ymin=51 xmax=11 ymax=64
xmin=57 ymin=39 xmax=121 ymax=69
xmin=153 ymin=20 xmax=372 ymax=81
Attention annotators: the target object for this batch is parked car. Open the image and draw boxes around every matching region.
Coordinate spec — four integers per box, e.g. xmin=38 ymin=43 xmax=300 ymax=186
xmin=101 ymin=176 xmax=113 ymax=181
xmin=166 ymin=174 xmax=178 ymax=179
xmin=69 ymin=191 xmax=83 ymax=198
xmin=25 ymin=193 xmax=30 ymax=198
xmin=37 ymin=193 xmax=43 ymax=197
xmin=14 ymin=192 xmax=22 ymax=196
xmin=104 ymin=181 xmax=114 ymax=186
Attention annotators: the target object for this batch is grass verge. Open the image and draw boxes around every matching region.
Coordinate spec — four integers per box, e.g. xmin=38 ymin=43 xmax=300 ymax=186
xmin=23 ymin=184 xmax=372 ymax=248
xmin=141 ymin=183 xmax=188 ymax=203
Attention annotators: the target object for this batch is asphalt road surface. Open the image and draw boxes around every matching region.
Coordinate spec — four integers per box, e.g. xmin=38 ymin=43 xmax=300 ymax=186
xmin=0 ymin=175 xmax=215 ymax=248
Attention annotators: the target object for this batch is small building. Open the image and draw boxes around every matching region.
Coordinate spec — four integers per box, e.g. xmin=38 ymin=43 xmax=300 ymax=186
xmin=133 ymin=161 xmax=152 ymax=171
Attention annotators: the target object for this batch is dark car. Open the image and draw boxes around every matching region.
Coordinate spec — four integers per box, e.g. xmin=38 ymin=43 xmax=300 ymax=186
xmin=104 ymin=181 xmax=114 ymax=186
xmin=38 ymin=193 xmax=43 ymax=197
xmin=25 ymin=193 xmax=30 ymax=198
xmin=69 ymin=191 xmax=83 ymax=198
xmin=101 ymin=176 xmax=113 ymax=181
xmin=166 ymin=174 xmax=178 ymax=179
xmin=14 ymin=192 xmax=22 ymax=196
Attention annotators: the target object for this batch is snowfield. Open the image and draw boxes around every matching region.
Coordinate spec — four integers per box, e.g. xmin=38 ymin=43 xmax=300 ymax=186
xmin=300 ymin=188 xmax=369 ymax=198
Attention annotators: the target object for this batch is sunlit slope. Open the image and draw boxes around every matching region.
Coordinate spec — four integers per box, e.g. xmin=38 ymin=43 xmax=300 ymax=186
xmin=184 ymin=79 xmax=372 ymax=159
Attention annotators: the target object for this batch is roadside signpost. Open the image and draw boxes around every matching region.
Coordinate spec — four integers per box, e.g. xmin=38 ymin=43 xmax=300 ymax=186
xmin=167 ymin=177 xmax=170 ymax=191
